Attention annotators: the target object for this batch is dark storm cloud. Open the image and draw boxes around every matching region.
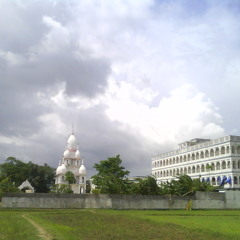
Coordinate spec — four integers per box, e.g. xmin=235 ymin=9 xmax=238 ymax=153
xmin=0 ymin=0 xmax=111 ymax=138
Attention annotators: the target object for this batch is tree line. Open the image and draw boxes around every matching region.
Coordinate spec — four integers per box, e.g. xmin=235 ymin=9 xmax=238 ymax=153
xmin=0 ymin=155 xmax=216 ymax=200
xmin=91 ymin=155 xmax=216 ymax=196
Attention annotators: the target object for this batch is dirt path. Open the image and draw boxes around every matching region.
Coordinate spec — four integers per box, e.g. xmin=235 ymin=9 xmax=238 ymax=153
xmin=22 ymin=214 xmax=53 ymax=240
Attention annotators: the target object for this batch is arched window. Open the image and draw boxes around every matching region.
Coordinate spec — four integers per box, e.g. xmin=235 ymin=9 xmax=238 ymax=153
xmin=234 ymin=176 xmax=238 ymax=184
xmin=166 ymin=159 xmax=169 ymax=165
xmin=160 ymin=171 xmax=163 ymax=177
xmin=237 ymin=146 xmax=240 ymax=154
xmin=163 ymin=171 xmax=166 ymax=177
xmin=196 ymin=152 xmax=200 ymax=160
xmin=210 ymin=149 xmax=214 ymax=157
xmin=184 ymin=167 xmax=187 ymax=174
xmin=221 ymin=146 xmax=225 ymax=154
xmin=227 ymin=161 xmax=231 ymax=169
xmin=201 ymin=165 xmax=205 ymax=172
xmin=180 ymin=156 xmax=182 ymax=163
xmin=233 ymin=161 xmax=236 ymax=169
xmin=212 ymin=177 xmax=216 ymax=185
xmin=173 ymin=169 xmax=176 ymax=176
xmin=205 ymin=150 xmax=209 ymax=158
xmin=232 ymin=146 xmax=235 ymax=154
xmin=226 ymin=146 xmax=230 ymax=153
xmin=177 ymin=169 xmax=179 ymax=175
xmin=197 ymin=165 xmax=200 ymax=173
xmin=163 ymin=160 xmax=165 ymax=166
xmin=160 ymin=161 xmax=162 ymax=167
xmin=188 ymin=167 xmax=191 ymax=174
xmin=180 ymin=168 xmax=183 ymax=174
xmin=173 ymin=158 xmax=175 ymax=164
xmin=222 ymin=161 xmax=226 ymax=170
xmin=170 ymin=170 xmax=172 ymax=176
xmin=192 ymin=154 xmax=195 ymax=160
xmin=211 ymin=162 xmax=215 ymax=171
xmin=176 ymin=157 xmax=179 ymax=163
xmin=215 ymin=148 xmax=219 ymax=156
xmin=170 ymin=159 xmax=172 ymax=165
xmin=206 ymin=163 xmax=211 ymax=172
xmin=184 ymin=155 xmax=187 ymax=162
xmin=216 ymin=162 xmax=220 ymax=170
xmin=187 ymin=154 xmax=191 ymax=161
xmin=200 ymin=151 xmax=204 ymax=159
xmin=157 ymin=161 xmax=160 ymax=167
xmin=167 ymin=170 xmax=169 ymax=177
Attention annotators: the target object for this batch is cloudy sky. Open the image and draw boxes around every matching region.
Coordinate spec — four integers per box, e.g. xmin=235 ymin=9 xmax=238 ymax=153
xmin=1 ymin=0 xmax=240 ymax=177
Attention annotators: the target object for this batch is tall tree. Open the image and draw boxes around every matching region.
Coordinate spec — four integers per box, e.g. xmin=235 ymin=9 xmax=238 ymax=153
xmin=92 ymin=155 xmax=130 ymax=194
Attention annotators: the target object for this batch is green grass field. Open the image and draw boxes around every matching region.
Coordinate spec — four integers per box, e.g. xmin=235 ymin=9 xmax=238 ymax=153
xmin=0 ymin=208 xmax=240 ymax=240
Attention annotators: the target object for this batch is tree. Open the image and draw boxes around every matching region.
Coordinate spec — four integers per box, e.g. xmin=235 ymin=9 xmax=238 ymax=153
xmin=0 ymin=157 xmax=55 ymax=192
xmin=130 ymin=176 xmax=160 ymax=195
xmin=65 ymin=171 xmax=76 ymax=184
xmin=92 ymin=155 xmax=130 ymax=194
xmin=160 ymin=175 xmax=217 ymax=210
xmin=0 ymin=177 xmax=20 ymax=199
xmin=51 ymin=184 xmax=73 ymax=193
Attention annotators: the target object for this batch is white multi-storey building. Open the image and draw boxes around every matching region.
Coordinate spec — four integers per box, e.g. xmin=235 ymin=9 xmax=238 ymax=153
xmin=152 ymin=136 xmax=240 ymax=189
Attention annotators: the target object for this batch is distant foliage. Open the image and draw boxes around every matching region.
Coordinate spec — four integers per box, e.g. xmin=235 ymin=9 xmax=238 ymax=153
xmin=0 ymin=157 xmax=55 ymax=193
xmin=130 ymin=176 xmax=161 ymax=195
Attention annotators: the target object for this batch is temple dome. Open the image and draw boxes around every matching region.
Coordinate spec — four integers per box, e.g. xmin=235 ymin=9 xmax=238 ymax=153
xmin=67 ymin=134 xmax=77 ymax=152
xmin=75 ymin=149 xmax=81 ymax=159
xmin=56 ymin=164 xmax=67 ymax=175
xmin=79 ymin=164 xmax=87 ymax=176
xmin=56 ymin=165 xmax=62 ymax=175
xmin=63 ymin=149 xmax=70 ymax=158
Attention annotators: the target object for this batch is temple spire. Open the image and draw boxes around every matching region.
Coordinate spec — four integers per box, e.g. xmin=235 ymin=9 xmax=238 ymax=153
xmin=72 ymin=123 xmax=74 ymax=135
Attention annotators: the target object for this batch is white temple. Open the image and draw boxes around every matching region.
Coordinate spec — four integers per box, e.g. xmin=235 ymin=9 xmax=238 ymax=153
xmin=55 ymin=132 xmax=87 ymax=194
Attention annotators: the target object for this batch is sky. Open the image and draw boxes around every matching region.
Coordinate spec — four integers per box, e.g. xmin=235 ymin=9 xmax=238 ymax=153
xmin=0 ymin=0 xmax=240 ymax=177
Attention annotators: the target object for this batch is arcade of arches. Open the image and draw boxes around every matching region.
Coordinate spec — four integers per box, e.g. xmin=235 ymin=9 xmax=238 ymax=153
xmin=152 ymin=136 xmax=240 ymax=188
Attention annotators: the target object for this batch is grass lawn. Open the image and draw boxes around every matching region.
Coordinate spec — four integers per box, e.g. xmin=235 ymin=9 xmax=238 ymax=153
xmin=0 ymin=208 xmax=240 ymax=240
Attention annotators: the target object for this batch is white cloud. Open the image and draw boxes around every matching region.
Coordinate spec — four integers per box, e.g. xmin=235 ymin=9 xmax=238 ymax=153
xmin=105 ymin=83 xmax=225 ymax=147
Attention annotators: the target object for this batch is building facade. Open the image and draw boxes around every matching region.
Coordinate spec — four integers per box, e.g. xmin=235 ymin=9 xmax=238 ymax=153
xmin=55 ymin=133 xmax=87 ymax=194
xmin=152 ymin=136 xmax=240 ymax=189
